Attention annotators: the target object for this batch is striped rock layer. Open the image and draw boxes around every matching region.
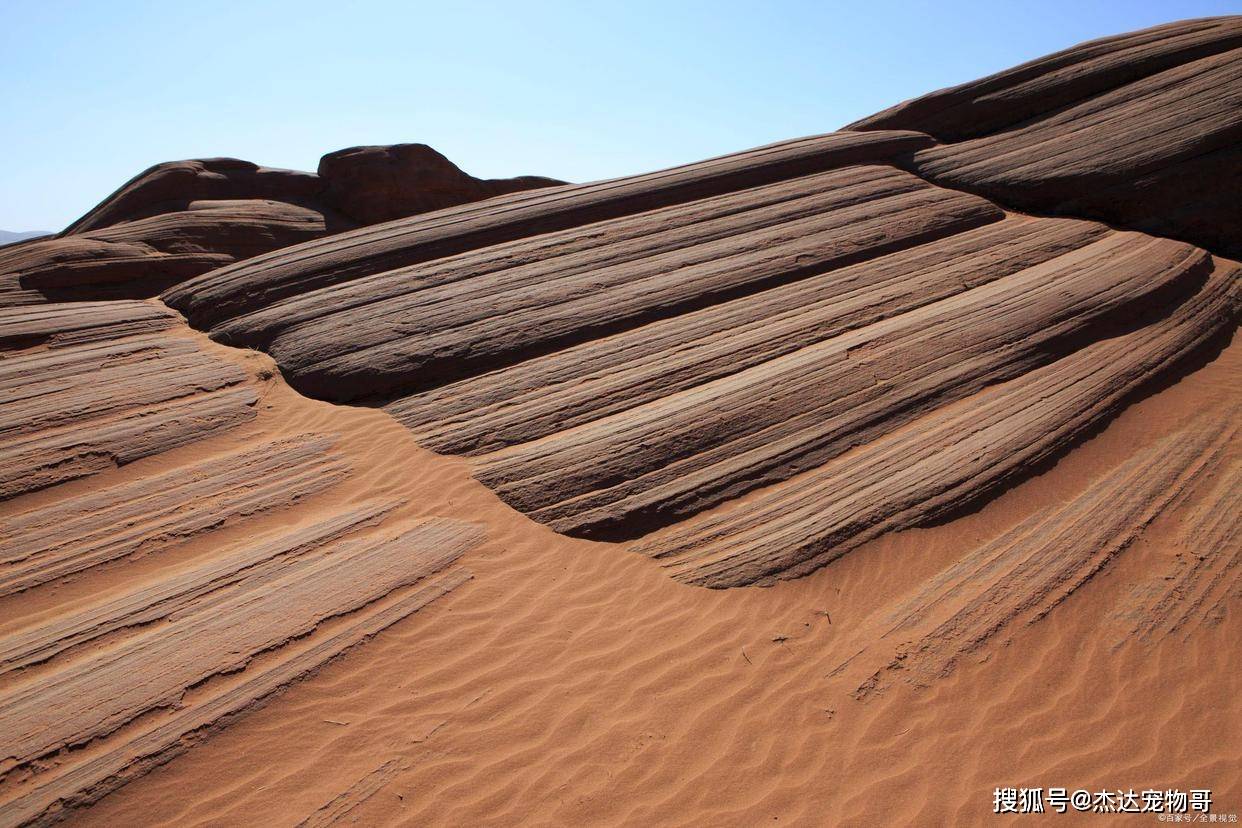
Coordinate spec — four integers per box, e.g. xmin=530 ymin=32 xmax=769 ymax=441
xmin=0 ymin=148 xmax=559 ymax=306
xmin=0 ymin=199 xmax=339 ymax=303
xmin=164 ymin=114 xmax=1239 ymax=587
xmin=0 ymin=301 xmax=257 ymax=499
xmin=0 ymin=514 xmax=478 ymax=828
xmin=0 ymin=299 xmax=481 ymax=826
xmin=828 ymin=418 xmax=1236 ymax=698
xmin=850 ymin=16 xmax=1242 ymax=259
xmin=1119 ymin=458 xmax=1242 ymax=643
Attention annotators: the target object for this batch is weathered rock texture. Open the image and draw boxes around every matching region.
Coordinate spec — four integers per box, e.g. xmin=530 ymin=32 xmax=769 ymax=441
xmin=849 ymin=16 xmax=1242 ymax=259
xmin=163 ymin=111 xmax=1240 ymax=586
xmin=0 ymin=297 xmax=480 ymax=826
xmin=0 ymin=434 xmax=350 ymax=598
xmin=476 ymin=232 xmax=1217 ymax=539
xmin=1120 ymin=457 xmax=1241 ymax=642
xmin=0 ymin=514 xmax=477 ymax=828
xmin=0 ymin=302 xmax=257 ymax=499
xmin=61 ymin=158 xmax=325 ymax=236
xmin=0 ymin=148 xmax=560 ymax=304
xmin=829 ymin=419 xmax=1235 ymax=698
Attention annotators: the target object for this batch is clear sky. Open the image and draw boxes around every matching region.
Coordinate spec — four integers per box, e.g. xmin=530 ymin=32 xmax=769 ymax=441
xmin=2 ymin=0 xmax=1236 ymax=231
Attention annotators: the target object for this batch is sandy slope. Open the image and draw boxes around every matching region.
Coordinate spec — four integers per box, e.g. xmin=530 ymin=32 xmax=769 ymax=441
xmin=54 ymin=322 xmax=1239 ymax=826
xmin=1 ymin=17 xmax=1240 ymax=826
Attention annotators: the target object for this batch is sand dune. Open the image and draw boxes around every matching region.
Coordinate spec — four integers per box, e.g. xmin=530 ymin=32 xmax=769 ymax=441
xmin=0 ymin=15 xmax=1239 ymax=826
xmin=831 ymin=419 xmax=1235 ymax=696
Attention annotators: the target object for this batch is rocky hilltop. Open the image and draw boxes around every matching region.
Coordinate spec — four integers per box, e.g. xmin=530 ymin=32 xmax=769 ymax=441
xmin=849 ymin=16 xmax=1242 ymax=258
xmin=0 ymin=146 xmax=561 ymax=303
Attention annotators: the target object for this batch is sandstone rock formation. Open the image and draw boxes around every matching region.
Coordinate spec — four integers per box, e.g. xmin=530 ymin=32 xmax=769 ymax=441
xmin=317 ymin=143 xmax=564 ymax=226
xmin=164 ymin=108 xmax=1239 ymax=587
xmin=165 ymin=131 xmax=932 ymax=334
xmin=0 ymin=16 xmax=1239 ymax=826
xmin=0 ymin=148 xmax=561 ymax=304
xmin=0 ymin=298 xmax=478 ymax=827
xmin=849 ymin=16 xmax=1242 ymax=259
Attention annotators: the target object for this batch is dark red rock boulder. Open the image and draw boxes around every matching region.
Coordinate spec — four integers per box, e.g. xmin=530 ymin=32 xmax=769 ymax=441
xmin=61 ymin=158 xmax=324 ymax=235
xmin=317 ymin=143 xmax=564 ymax=226
xmin=1 ymin=144 xmax=563 ymax=305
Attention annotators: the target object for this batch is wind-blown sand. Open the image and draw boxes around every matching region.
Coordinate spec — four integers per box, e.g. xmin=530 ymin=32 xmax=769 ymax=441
xmin=52 ymin=328 xmax=1242 ymax=826
xmin=0 ymin=16 xmax=1239 ymax=827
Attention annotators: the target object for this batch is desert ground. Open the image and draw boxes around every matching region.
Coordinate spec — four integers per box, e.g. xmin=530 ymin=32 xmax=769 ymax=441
xmin=0 ymin=16 xmax=1238 ymax=826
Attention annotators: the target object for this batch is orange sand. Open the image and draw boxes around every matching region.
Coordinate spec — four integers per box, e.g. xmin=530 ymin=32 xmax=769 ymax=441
xmin=44 ymin=315 xmax=1240 ymax=826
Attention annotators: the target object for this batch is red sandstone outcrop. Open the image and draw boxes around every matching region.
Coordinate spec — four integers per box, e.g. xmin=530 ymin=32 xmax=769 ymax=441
xmin=848 ymin=16 xmax=1242 ymax=259
xmin=162 ymin=114 xmax=1239 ymax=586
xmin=0 ymin=147 xmax=561 ymax=303
xmin=0 ymin=17 xmax=1240 ymax=825
xmin=317 ymin=143 xmax=564 ymax=226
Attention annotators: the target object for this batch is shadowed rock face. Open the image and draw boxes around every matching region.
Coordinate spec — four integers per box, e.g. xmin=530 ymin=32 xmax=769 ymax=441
xmin=318 ymin=143 xmax=564 ymax=226
xmin=60 ymin=158 xmax=325 ymax=236
xmin=0 ymin=147 xmax=562 ymax=303
xmin=848 ymin=16 xmax=1242 ymax=259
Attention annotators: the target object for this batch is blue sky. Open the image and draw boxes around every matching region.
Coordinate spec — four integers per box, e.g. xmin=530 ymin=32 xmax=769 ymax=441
xmin=2 ymin=0 xmax=1236 ymax=230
